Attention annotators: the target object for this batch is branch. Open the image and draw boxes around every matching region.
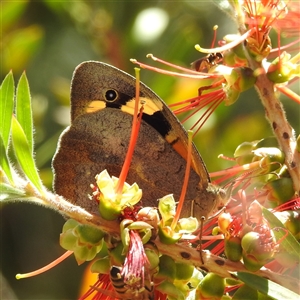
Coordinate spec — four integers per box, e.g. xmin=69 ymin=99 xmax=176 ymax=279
xmin=11 ymin=188 xmax=299 ymax=294
xmin=251 ymin=67 xmax=300 ymax=194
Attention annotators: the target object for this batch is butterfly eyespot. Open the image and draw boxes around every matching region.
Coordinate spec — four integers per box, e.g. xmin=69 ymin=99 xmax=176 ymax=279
xmin=104 ymin=89 xmax=119 ymax=102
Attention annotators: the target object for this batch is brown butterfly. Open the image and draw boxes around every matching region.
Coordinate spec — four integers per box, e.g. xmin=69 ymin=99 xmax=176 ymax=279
xmin=52 ymin=61 xmax=225 ymax=220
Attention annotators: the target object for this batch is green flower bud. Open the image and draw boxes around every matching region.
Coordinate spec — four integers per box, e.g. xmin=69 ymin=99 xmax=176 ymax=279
xmin=225 ymin=236 xmax=243 ymax=262
xmin=234 ymin=141 xmax=257 ymax=165
xmin=188 ymin=268 xmax=204 ymax=289
xmin=267 ymin=52 xmax=298 ymax=83
xmin=252 ymin=147 xmax=284 ymax=172
xmin=223 ymin=34 xmax=247 ymax=63
xmin=109 ymin=242 xmax=125 ymax=265
xmin=156 ymin=255 xmax=176 ymax=281
xmin=197 ymin=273 xmax=225 ymax=300
xmin=90 ymin=257 xmax=110 ymax=274
xmin=246 ymin=36 xmax=271 ymax=62
xmin=241 ymin=231 xmax=275 ymax=271
xmin=231 ymin=67 xmax=256 ymax=92
xmin=156 ymin=280 xmax=185 ymax=300
xmin=218 ymin=212 xmax=233 ymax=233
xmin=224 ymin=85 xmax=240 ymax=106
xmin=175 ymin=262 xmax=194 ymax=281
xmin=96 ymin=170 xmax=142 ymax=220
xmin=73 ymin=240 xmax=104 ymax=265
xmin=264 ymin=177 xmax=295 ymax=206
xmin=145 ymin=243 xmax=160 ymax=271
xmin=158 ymin=221 xmax=182 ymax=244
xmin=242 ymin=252 xmax=264 ymax=272
xmin=98 ymin=198 xmax=122 ymax=220
xmin=76 ymin=223 xmax=105 ymax=244
xmin=60 ymin=219 xmax=105 ymax=264
xmin=275 ymin=211 xmax=300 ymax=239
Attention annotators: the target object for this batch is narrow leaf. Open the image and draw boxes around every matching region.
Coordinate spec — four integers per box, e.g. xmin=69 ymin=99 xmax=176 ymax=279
xmin=0 ymin=183 xmax=25 ymax=200
xmin=16 ymin=71 xmax=33 ymax=153
xmin=0 ymin=71 xmax=14 ymax=150
xmin=11 ymin=115 xmax=44 ymax=194
xmin=0 ymin=135 xmax=13 ymax=184
xmin=237 ymin=272 xmax=299 ymax=300
xmin=262 ymin=207 xmax=300 ymax=264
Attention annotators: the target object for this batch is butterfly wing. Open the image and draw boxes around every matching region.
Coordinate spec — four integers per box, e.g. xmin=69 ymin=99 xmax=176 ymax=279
xmin=52 ymin=61 xmax=216 ymax=218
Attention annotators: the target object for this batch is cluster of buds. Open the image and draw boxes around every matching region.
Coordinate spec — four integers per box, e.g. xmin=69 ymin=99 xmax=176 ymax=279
xmin=233 ymin=136 xmax=295 ymax=207
xmin=77 ymin=170 xmax=204 ymax=299
xmin=218 ymin=201 xmax=278 ymax=271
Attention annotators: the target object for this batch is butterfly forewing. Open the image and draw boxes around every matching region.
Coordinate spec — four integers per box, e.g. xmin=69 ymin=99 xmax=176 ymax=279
xmin=52 ymin=61 xmax=218 ymax=219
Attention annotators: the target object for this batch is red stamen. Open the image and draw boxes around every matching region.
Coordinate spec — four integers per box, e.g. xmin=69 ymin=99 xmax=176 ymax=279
xmin=276 ymin=84 xmax=300 ymax=104
xmin=16 ymin=250 xmax=73 ymax=279
xmin=171 ymin=131 xmax=193 ymax=230
xmin=115 ymin=68 xmax=144 ymax=194
xmin=131 ymin=58 xmax=219 ymax=79
xmin=210 ymin=25 xmax=219 ymax=49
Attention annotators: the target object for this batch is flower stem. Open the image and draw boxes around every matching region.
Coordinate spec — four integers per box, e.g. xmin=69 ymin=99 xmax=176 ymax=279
xmin=252 ymin=66 xmax=300 ymax=194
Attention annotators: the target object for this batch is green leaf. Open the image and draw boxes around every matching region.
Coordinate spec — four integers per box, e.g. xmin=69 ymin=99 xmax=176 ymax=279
xmin=262 ymin=207 xmax=300 ymax=264
xmin=16 ymin=72 xmax=33 ymax=153
xmin=11 ymin=115 xmax=44 ymax=194
xmin=0 ymin=71 xmax=14 ymax=150
xmin=0 ymin=183 xmax=26 ymax=201
xmin=0 ymin=135 xmax=13 ymax=184
xmin=237 ymin=272 xmax=299 ymax=300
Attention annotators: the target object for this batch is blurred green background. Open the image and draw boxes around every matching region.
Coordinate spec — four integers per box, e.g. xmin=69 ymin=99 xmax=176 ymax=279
xmin=1 ymin=1 xmax=299 ymax=299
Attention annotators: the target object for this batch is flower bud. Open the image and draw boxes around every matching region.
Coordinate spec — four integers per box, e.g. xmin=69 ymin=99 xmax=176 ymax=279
xmin=90 ymin=257 xmax=111 ymax=274
xmin=225 ymin=236 xmax=242 ymax=262
xmin=156 ymin=280 xmax=185 ymax=300
xmin=231 ymin=67 xmax=256 ymax=92
xmin=234 ymin=141 xmax=257 ymax=165
xmin=252 ymin=147 xmax=284 ymax=172
xmin=246 ymin=36 xmax=271 ymax=62
xmin=60 ymin=219 xmax=105 ymax=265
xmin=144 ymin=243 xmax=160 ymax=271
xmin=223 ymin=34 xmax=247 ymax=66
xmin=156 ymin=255 xmax=176 ymax=281
xmin=95 ymin=170 xmax=142 ymax=220
xmin=241 ymin=231 xmax=275 ymax=271
xmin=224 ymin=85 xmax=240 ymax=106
xmin=274 ymin=211 xmax=300 ymax=240
xmin=175 ymin=262 xmax=194 ymax=281
xmin=267 ymin=52 xmax=298 ymax=84
xmin=196 ymin=273 xmax=225 ymax=300
xmin=158 ymin=220 xmax=182 ymax=244
xmin=109 ymin=242 xmax=125 ymax=265
xmin=264 ymin=177 xmax=295 ymax=207
xmin=218 ymin=212 xmax=233 ymax=233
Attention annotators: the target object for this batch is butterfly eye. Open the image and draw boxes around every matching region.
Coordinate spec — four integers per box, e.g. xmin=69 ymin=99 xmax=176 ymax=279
xmin=104 ymin=89 xmax=119 ymax=102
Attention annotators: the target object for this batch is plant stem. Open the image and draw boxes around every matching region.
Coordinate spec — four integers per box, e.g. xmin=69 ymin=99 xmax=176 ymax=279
xmin=252 ymin=70 xmax=300 ymax=194
xmin=27 ymin=190 xmax=299 ymax=294
xmin=233 ymin=2 xmax=300 ymax=195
